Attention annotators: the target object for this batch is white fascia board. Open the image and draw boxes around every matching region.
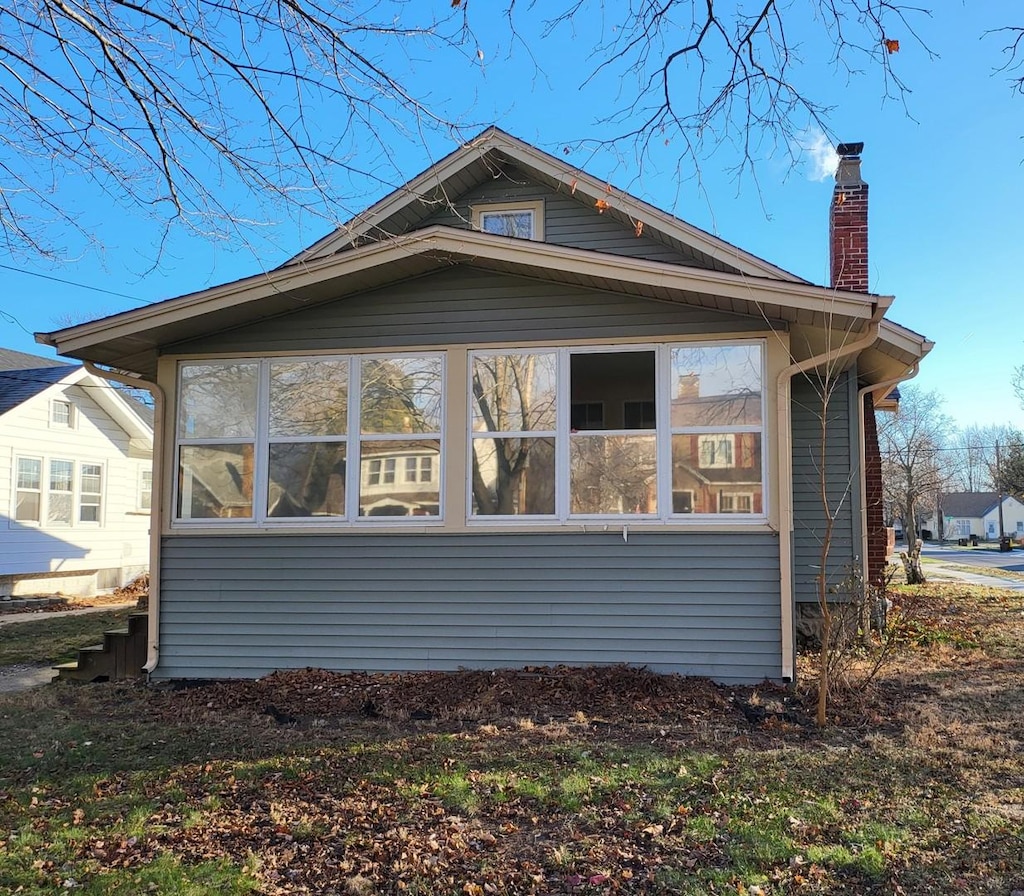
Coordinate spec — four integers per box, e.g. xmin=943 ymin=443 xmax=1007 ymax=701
xmin=82 ymin=373 xmax=154 ymax=445
xmin=878 ymin=319 xmax=934 ymax=359
xmin=45 ymin=226 xmax=885 ymax=359
xmin=291 ymin=127 xmax=807 ymax=283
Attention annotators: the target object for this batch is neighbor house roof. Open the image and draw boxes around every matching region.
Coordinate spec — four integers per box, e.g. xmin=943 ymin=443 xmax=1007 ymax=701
xmin=939 ymin=492 xmax=1013 ymax=518
xmin=0 ymin=366 xmax=74 ymax=416
xmin=0 ymin=347 xmax=70 ymax=371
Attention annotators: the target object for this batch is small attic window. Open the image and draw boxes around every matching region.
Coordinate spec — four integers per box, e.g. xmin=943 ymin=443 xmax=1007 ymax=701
xmin=50 ymin=399 xmax=74 ymax=428
xmin=472 ymin=201 xmax=544 ymax=241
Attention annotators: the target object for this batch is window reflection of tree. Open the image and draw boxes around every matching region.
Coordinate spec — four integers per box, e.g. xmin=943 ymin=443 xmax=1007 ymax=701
xmin=267 ymin=360 xmax=347 ymax=517
xmin=179 ymin=363 xmax=258 ymax=439
xmin=570 ymin=435 xmax=657 ymax=515
xmin=471 ymin=353 xmax=557 ymax=515
xmin=361 ymin=358 xmax=442 ymax=434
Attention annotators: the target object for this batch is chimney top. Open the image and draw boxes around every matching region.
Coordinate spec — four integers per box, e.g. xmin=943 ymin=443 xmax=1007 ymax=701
xmin=835 ymin=140 xmax=865 ymax=188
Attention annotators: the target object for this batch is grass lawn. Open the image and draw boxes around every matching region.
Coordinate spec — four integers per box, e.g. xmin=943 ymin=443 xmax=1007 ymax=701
xmin=0 ymin=610 xmax=134 ymax=666
xmin=1 ymin=583 xmax=1022 ymax=895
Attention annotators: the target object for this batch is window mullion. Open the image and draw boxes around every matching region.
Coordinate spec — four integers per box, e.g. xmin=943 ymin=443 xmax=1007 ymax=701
xmin=657 ymin=345 xmax=672 ymax=522
xmin=252 ymin=360 xmax=270 ymax=523
xmin=347 ymin=356 xmax=360 ymax=520
xmin=556 ymin=349 xmax=570 ymax=522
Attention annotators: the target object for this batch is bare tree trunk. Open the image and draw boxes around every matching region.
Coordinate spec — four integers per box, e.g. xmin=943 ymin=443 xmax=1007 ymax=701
xmin=900 ymin=538 xmax=926 ymax=585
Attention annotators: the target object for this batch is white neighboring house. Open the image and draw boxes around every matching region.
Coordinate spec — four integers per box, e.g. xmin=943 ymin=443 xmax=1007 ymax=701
xmin=922 ymin=491 xmax=1024 ymax=542
xmin=0 ymin=348 xmax=153 ymax=597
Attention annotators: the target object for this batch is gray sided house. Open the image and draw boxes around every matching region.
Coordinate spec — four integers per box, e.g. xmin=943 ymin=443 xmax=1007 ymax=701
xmin=40 ymin=128 xmax=932 ymax=684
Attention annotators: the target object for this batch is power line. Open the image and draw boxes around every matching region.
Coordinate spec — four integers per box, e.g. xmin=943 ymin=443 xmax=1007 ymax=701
xmin=0 ymin=262 xmax=150 ymax=303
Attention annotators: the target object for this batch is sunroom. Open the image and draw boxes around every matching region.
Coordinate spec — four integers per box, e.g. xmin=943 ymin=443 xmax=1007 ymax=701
xmin=172 ymin=340 xmax=766 ymax=529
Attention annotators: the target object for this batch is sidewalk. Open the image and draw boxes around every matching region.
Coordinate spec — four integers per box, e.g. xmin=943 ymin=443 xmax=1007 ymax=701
xmin=917 ymin=559 xmax=1024 ymax=592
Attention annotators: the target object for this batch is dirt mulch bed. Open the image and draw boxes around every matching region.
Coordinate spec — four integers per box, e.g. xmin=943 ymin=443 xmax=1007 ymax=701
xmin=154 ymin=665 xmax=799 ymax=731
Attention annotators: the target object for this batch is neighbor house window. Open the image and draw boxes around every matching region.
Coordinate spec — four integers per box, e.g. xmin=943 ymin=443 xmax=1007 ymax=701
xmin=15 ymin=458 xmax=42 ymax=523
xmin=359 ymin=355 xmax=443 ymax=518
xmin=175 ymin=354 xmax=444 ymax=524
xmin=469 ymin=341 xmax=765 ymax=521
xmin=471 ymin=201 xmax=544 ymax=241
xmin=139 ymin=469 xmax=153 ymax=511
xmin=50 ymin=399 xmax=74 ymax=428
xmin=48 ymin=459 xmax=74 ymax=526
xmin=12 ymin=456 xmax=105 ymax=527
xmin=79 ymin=464 xmax=103 ymax=523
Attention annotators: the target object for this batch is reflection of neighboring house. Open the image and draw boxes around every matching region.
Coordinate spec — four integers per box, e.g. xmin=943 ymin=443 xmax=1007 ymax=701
xmin=360 ymin=446 xmax=439 ymax=516
xmin=670 ymin=378 xmax=763 ymax=514
xmin=177 ymin=446 xmax=253 ymax=519
xmin=42 ymin=128 xmax=933 ymax=683
xmin=0 ymin=348 xmax=153 ymax=597
xmin=921 ymin=492 xmax=1024 ymax=541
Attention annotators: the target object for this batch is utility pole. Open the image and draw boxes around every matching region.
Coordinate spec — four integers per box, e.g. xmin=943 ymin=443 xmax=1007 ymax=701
xmin=997 ymin=440 xmax=1006 ymax=546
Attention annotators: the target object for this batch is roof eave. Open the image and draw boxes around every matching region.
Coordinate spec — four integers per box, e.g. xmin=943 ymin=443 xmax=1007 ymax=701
xmin=40 ymin=227 xmax=885 ymax=375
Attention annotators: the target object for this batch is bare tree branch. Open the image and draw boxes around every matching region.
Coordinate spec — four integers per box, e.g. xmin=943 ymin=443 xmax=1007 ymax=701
xmin=0 ymin=0 xmax=481 ymax=258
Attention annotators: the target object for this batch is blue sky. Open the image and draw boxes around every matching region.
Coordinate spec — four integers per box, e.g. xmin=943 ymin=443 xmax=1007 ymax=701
xmin=2 ymin=2 xmax=1021 ymax=431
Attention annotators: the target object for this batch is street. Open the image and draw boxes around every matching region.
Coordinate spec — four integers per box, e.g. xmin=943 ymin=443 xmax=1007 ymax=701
xmin=919 ymin=542 xmax=1024 ymax=574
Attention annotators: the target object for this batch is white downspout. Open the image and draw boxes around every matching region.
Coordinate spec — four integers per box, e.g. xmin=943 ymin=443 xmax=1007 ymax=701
xmin=775 ymin=315 xmax=883 ymax=681
xmin=85 ymin=362 xmax=164 ymax=675
xmin=857 ymin=363 xmax=921 ymax=589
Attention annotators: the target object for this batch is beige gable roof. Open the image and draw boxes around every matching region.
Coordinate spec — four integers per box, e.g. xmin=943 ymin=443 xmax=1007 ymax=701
xmin=288 ymin=127 xmax=808 ymax=283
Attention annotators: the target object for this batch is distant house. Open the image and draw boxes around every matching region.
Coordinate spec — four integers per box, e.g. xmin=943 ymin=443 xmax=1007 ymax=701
xmin=0 ymin=348 xmax=153 ymax=597
xmin=40 ymin=128 xmax=932 ymax=683
xmin=923 ymin=492 xmax=1024 ymax=542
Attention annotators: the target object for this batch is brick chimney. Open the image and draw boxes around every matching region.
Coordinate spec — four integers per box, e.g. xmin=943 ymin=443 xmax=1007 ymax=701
xmin=829 ymin=141 xmax=886 ymax=590
xmin=829 ymin=142 xmax=868 ymax=292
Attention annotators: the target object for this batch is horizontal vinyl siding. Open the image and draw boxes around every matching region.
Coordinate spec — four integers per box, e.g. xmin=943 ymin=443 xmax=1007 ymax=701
xmin=157 ymin=532 xmax=782 ymax=684
xmin=791 ymin=372 xmax=859 ymax=601
xmin=418 ymin=170 xmax=703 ymax=266
xmin=173 ymin=267 xmax=764 ymax=355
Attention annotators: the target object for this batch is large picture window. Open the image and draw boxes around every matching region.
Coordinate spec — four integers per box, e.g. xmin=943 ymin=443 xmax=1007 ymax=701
xmin=468 ymin=342 xmax=765 ymax=522
xmin=175 ymin=354 xmax=444 ymax=524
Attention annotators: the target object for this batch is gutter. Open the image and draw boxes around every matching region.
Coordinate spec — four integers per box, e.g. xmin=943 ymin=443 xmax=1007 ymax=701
xmin=857 ymin=363 xmax=921 ymax=590
xmin=775 ymin=312 xmax=884 ymax=681
xmin=84 ymin=362 xmax=164 ymax=676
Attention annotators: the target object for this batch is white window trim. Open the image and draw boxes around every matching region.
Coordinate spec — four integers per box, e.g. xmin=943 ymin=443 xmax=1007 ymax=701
xmin=49 ymin=398 xmax=75 ymax=430
xmin=470 ymin=200 xmax=545 ymax=241
xmin=139 ymin=468 xmax=154 ymax=512
xmin=467 ymin=341 xmax=767 ymax=525
xmin=11 ymin=455 xmax=105 ymax=528
xmin=13 ymin=456 xmax=42 ymax=526
xmin=697 ymin=433 xmax=736 ymax=469
xmin=78 ymin=462 xmax=104 ymax=525
xmin=173 ymin=353 xmax=446 ymax=527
